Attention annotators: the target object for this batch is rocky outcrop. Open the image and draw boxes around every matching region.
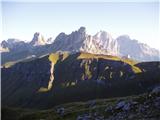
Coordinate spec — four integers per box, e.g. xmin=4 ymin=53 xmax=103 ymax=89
xmin=75 ymin=86 xmax=160 ymax=120
xmin=51 ymin=27 xmax=118 ymax=56
xmin=1 ymin=39 xmax=30 ymax=51
xmin=30 ymin=32 xmax=47 ymax=46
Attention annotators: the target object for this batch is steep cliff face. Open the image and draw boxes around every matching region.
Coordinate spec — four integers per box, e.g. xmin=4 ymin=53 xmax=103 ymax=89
xmin=117 ymin=35 xmax=160 ymax=61
xmin=51 ymin=27 xmax=118 ymax=55
xmin=30 ymin=32 xmax=47 ymax=46
xmin=49 ymin=27 xmax=86 ymax=52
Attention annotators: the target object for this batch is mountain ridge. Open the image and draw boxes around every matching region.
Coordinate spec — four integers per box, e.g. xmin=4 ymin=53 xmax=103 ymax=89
xmin=1 ymin=27 xmax=160 ymax=63
xmin=1 ymin=51 xmax=160 ymax=109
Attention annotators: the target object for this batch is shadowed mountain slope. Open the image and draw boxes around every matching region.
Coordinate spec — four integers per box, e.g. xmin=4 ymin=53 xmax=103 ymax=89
xmin=1 ymin=52 xmax=160 ymax=109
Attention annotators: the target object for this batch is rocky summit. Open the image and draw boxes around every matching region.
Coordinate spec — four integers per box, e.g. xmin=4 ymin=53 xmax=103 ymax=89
xmin=29 ymin=32 xmax=47 ymax=46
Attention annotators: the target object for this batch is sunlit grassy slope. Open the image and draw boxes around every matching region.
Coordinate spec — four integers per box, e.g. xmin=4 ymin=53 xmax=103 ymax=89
xmin=2 ymin=51 xmax=141 ymax=74
xmin=77 ymin=52 xmax=141 ymax=73
xmin=37 ymin=52 xmax=141 ymax=92
xmin=48 ymin=52 xmax=141 ymax=74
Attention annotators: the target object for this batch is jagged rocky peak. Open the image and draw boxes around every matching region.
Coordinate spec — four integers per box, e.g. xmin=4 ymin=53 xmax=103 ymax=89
xmin=46 ymin=37 xmax=54 ymax=44
xmin=79 ymin=30 xmax=117 ymax=55
xmin=94 ymin=30 xmax=112 ymax=40
xmin=53 ymin=27 xmax=119 ymax=55
xmin=70 ymin=26 xmax=87 ymax=42
xmin=93 ymin=30 xmax=116 ymax=48
xmin=1 ymin=39 xmax=26 ymax=49
xmin=117 ymin=35 xmax=139 ymax=44
xmin=78 ymin=26 xmax=86 ymax=34
xmin=117 ymin=35 xmax=130 ymax=40
xmin=116 ymin=35 xmax=160 ymax=61
xmin=30 ymin=32 xmax=46 ymax=46
xmin=55 ymin=26 xmax=86 ymax=42
xmin=91 ymin=30 xmax=118 ymax=55
xmin=0 ymin=40 xmax=10 ymax=52
xmin=52 ymin=27 xmax=87 ymax=52
xmin=54 ymin=32 xmax=67 ymax=41
xmin=1 ymin=39 xmax=20 ymax=46
xmin=1 ymin=40 xmax=8 ymax=48
xmin=76 ymin=27 xmax=87 ymax=41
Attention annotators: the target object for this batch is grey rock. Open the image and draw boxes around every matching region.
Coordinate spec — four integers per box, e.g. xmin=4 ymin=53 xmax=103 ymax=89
xmin=87 ymin=100 xmax=96 ymax=108
xmin=154 ymin=97 xmax=160 ymax=109
xmin=115 ymin=101 xmax=126 ymax=109
xmin=56 ymin=107 xmax=65 ymax=116
xmin=122 ymin=103 xmax=131 ymax=111
xmin=152 ymin=86 xmax=160 ymax=94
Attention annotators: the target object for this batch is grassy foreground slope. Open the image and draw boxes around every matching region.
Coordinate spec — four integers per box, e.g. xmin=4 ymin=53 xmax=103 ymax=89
xmin=2 ymin=88 xmax=160 ymax=120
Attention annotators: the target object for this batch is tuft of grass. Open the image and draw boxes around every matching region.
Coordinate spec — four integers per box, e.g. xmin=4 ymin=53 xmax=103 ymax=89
xmin=131 ymin=65 xmax=142 ymax=73
xmin=3 ymin=61 xmax=16 ymax=68
xmin=38 ymin=87 xmax=49 ymax=92
xmin=62 ymin=52 xmax=70 ymax=61
xmin=84 ymin=62 xmax=92 ymax=80
xmin=77 ymin=52 xmax=142 ymax=74
xmin=121 ymin=58 xmax=138 ymax=65
xmin=121 ymin=58 xmax=142 ymax=73
xmin=48 ymin=53 xmax=59 ymax=64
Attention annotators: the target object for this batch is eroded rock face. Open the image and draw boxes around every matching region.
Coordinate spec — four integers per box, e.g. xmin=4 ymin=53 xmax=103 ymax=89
xmin=56 ymin=107 xmax=65 ymax=116
xmin=117 ymin=35 xmax=160 ymax=61
xmin=152 ymin=86 xmax=160 ymax=94
xmin=52 ymin=27 xmax=118 ymax=56
xmin=1 ymin=39 xmax=30 ymax=51
xmin=30 ymin=32 xmax=47 ymax=46
xmin=115 ymin=101 xmax=126 ymax=109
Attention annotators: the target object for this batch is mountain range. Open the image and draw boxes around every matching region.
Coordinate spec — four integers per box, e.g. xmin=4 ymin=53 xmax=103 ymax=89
xmin=1 ymin=27 xmax=159 ymax=66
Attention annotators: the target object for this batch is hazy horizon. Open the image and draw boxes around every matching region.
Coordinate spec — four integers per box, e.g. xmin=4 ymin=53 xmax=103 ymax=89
xmin=1 ymin=1 xmax=159 ymax=50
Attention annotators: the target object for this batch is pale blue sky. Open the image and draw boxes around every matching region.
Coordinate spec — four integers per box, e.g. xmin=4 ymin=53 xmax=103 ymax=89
xmin=0 ymin=0 xmax=159 ymax=50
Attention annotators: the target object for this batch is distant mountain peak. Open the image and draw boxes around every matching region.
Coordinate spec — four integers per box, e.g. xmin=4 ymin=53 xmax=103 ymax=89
xmin=78 ymin=26 xmax=86 ymax=34
xmin=117 ymin=35 xmax=160 ymax=61
xmin=94 ymin=31 xmax=113 ymax=41
xmin=1 ymin=39 xmax=26 ymax=50
xmin=117 ymin=35 xmax=130 ymax=39
xmin=30 ymin=32 xmax=47 ymax=46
